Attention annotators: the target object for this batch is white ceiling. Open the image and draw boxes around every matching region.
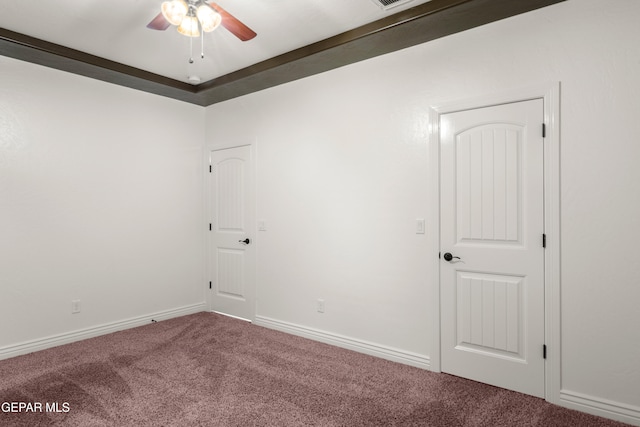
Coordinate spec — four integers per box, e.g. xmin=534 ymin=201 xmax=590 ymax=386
xmin=0 ymin=0 xmax=432 ymax=84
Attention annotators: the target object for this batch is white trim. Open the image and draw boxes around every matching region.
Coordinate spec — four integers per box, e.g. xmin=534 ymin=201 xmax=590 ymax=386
xmin=428 ymin=82 xmax=561 ymax=401
xmin=542 ymin=83 xmax=562 ymax=404
xmin=0 ymin=303 xmax=206 ymax=361
xmin=255 ymin=316 xmax=431 ymax=370
xmin=559 ymin=390 xmax=640 ymax=426
xmin=429 ymin=82 xmax=559 ymax=115
xmin=428 ymin=108 xmax=442 ymax=373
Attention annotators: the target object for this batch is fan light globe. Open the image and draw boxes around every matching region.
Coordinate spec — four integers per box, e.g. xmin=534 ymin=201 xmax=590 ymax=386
xmin=197 ymin=5 xmax=222 ymax=32
xmin=177 ymin=15 xmax=200 ymax=37
xmin=161 ymin=0 xmax=188 ymax=26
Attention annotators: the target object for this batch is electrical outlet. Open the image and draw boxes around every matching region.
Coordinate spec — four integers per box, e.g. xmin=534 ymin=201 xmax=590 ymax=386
xmin=71 ymin=300 xmax=81 ymax=314
xmin=317 ymin=299 xmax=325 ymax=313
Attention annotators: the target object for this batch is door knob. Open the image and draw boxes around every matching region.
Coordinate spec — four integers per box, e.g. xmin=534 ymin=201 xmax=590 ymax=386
xmin=239 ymin=238 xmax=251 ymax=245
xmin=443 ymin=252 xmax=460 ymax=262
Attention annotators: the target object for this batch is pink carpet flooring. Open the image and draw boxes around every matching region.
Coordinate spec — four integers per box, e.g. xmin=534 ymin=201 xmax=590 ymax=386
xmin=0 ymin=312 xmax=631 ymax=426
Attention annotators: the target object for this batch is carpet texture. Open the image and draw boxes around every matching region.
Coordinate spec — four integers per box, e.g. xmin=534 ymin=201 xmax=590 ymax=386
xmin=0 ymin=312 xmax=630 ymax=426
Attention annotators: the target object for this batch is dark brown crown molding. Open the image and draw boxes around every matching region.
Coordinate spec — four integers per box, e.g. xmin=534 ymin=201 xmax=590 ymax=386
xmin=0 ymin=0 xmax=564 ymax=107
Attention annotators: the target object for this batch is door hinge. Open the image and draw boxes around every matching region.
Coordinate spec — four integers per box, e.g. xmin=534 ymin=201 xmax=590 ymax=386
xmin=209 ymin=223 xmax=212 ymax=231
xmin=542 ymin=233 xmax=547 ymax=248
xmin=438 ymin=252 xmax=441 ymax=259
xmin=542 ymin=123 xmax=546 ymax=138
xmin=209 ymin=165 xmax=212 ymax=173
xmin=543 ymin=344 xmax=547 ymax=359
xmin=209 ymin=281 xmax=212 ymax=290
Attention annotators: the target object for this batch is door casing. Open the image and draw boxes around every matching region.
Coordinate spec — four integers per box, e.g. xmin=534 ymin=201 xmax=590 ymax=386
xmin=428 ymin=82 xmax=561 ymax=403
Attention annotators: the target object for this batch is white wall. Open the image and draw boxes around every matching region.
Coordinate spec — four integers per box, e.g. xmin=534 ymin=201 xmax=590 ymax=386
xmin=0 ymin=57 xmax=206 ymax=350
xmin=206 ymin=0 xmax=640 ymax=424
xmin=1 ymin=0 xmax=639 ymax=424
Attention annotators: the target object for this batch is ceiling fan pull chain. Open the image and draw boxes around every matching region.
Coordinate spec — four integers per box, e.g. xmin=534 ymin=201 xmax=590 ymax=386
xmin=201 ymin=26 xmax=205 ymax=59
xmin=189 ymin=33 xmax=194 ymax=64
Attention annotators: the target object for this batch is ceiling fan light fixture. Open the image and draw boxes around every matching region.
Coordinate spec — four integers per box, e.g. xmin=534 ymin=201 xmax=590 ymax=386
xmin=196 ymin=4 xmax=222 ymax=33
xmin=177 ymin=15 xmax=200 ymax=37
xmin=161 ymin=0 xmax=188 ymax=26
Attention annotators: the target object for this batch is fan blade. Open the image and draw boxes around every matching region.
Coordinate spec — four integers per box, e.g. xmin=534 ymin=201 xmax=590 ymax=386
xmin=147 ymin=12 xmax=171 ymax=30
xmin=208 ymin=2 xmax=257 ymax=41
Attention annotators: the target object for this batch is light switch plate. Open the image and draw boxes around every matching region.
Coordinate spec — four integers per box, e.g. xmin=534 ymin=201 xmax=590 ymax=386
xmin=416 ymin=219 xmax=425 ymax=234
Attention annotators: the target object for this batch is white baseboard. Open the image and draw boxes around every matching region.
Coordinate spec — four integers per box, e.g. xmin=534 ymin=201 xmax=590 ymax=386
xmin=254 ymin=315 xmax=431 ymax=370
xmin=211 ymin=310 xmax=252 ymax=323
xmin=559 ymin=390 xmax=640 ymax=426
xmin=0 ymin=303 xmax=207 ymax=361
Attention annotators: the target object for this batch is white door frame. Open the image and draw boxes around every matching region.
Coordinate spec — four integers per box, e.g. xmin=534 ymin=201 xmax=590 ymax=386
xmin=428 ymin=82 xmax=560 ymax=403
xmin=205 ymin=140 xmax=257 ymax=320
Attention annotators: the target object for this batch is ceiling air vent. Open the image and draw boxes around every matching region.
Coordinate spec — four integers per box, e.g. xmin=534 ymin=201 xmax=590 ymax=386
xmin=370 ymin=0 xmax=414 ymax=11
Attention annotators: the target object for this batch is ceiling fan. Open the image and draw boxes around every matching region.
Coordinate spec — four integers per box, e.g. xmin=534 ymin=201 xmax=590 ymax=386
xmin=147 ymin=0 xmax=257 ymax=42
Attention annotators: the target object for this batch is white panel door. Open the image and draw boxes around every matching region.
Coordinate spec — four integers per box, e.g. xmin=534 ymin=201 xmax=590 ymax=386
xmin=440 ymin=99 xmax=545 ymax=398
xmin=210 ymin=146 xmax=255 ymax=321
